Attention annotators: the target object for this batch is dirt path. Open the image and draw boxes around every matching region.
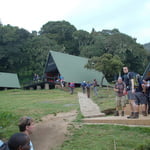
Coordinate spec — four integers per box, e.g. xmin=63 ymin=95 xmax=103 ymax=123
xmin=29 ymin=92 xmax=149 ymax=150
xmin=30 ymin=92 xmax=101 ymax=150
xmin=30 ymin=110 xmax=77 ymax=150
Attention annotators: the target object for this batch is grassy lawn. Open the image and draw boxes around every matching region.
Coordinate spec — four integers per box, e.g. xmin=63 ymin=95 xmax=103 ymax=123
xmin=60 ymin=87 xmax=150 ymax=150
xmin=61 ymin=124 xmax=150 ymax=150
xmin=0 ymin=87 xmax=150 ymax=150
xmin=92 ymin=87 xmax=116 ymax=112
xmin=0 ymin=88 xmax=79 ymax=139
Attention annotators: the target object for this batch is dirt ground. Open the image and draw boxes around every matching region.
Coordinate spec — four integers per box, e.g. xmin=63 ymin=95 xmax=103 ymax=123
xmin=30 ymin=110 xmax=78 ymax=150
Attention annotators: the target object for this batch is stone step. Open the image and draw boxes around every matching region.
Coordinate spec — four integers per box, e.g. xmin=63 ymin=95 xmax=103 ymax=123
xmin=83 ymin=113 xmax=105 ymax=118
xmin=78 ymin=92 xmax=105 ymax=118
xmin=83 ymin=115 xmax=150 ymax=126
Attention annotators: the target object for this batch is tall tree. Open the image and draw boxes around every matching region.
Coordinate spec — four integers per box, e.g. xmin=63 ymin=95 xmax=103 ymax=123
xmin=40 ymin=21 xmax=78 ymax=55
xmin=85 ymin=54 xmax=124 ymax=81
xmin=0 ymin=25 xmax=31 ymax=72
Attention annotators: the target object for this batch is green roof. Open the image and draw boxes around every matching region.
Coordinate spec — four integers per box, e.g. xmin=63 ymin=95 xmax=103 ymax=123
xmin=0 ymin=72 xmax=20 ymax=88
xmin=45 ymin=51 xmax=109 ymax=85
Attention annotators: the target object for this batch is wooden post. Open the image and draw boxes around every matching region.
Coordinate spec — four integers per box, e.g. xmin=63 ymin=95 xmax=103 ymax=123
xmin=45 ymin=83 xmax=49 ymax=90
xmin=37 ymin=85 xmax=41 ymax=90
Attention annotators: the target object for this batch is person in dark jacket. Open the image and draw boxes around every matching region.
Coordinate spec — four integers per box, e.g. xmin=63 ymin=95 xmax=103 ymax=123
xmin=86 ymin=81 xmax=93 ymax=98
xmin=0 ymin=133 xmax=30 ymax=150
xmin=81 ymin=81 xmax=87 ymax=93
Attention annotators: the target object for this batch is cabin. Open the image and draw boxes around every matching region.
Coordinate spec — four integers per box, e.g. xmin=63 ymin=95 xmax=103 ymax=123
xmin=44 ymin=51 xmax=109 ymax=86
xmin=0 ymin=72 xmax=20 ymax=90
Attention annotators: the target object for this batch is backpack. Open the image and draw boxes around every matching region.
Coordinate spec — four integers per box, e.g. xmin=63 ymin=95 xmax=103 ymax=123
xmin=127 ymin=72 xmax=141 ymax=88
xmin=0 ymin=142 xmax=9 ymax=150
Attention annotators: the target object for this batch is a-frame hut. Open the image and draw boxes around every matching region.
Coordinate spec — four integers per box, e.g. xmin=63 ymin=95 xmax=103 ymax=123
xmin=44 ymin=51 xmax=109 ymax=86
xmin=143 ymin=62 xmax=150 ymax=79
xmin=0 ymin=72 xmax=20 ymax=90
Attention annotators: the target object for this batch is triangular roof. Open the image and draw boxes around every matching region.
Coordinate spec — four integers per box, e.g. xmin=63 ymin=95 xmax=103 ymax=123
xmin=44 ymin=51 xmax=109 ymax=85
xmin=143 ymin=62 xmax=150 ymax=79
xmin=0 ymin=72 xmax=20 ymax=88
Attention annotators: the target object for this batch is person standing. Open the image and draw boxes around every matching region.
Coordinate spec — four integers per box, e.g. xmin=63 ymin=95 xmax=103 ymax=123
xmin=69 ymin=82 xmax=75 ymax=94
xmin=122 ymin=66 xmax=136 ymax=118
xmin=114 ymin=77 xmax=126 ymax=116
xmin=81 ymin=81 xmax=87 ymax=93
xmin=59 ymin=74 xmax=65 ymax=87
xmin=130 ymin=73 xmax=148 ymax=118
xmin=143 ymin=76 xmax=150 ymax=114
xmin=86 ymin=81 xmax=93 ymax=98
xmin=18 ymin=116 xmax=35 ymax=150
xmin=93 ymin=79 xmax=98 ymax=96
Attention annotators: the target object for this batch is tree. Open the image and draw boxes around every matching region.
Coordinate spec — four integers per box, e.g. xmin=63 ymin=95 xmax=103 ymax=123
xmin=73 ymin=30 xmax=91 ymax=49
xmin=19 ymin=34 xmax=62 ymax=82
xmin=0 ymin=25 xmax=31 ymax=72
xmin=39 ymin=21 xmax=78 ymax=55
xmin=81 ymin=29 xmax=148 ymax=74
xmin=85 ymin=54 xmax=124 ymax=81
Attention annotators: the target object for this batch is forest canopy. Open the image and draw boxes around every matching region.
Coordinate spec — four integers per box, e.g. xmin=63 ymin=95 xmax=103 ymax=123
xmin=0 ymin=21 xmax=149 ymax=83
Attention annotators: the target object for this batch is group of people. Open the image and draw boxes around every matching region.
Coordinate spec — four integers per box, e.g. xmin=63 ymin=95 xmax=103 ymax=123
xmin=0 ymin=116 xmax=34 ymax=150
xmin=114 ymin=66 xmax=150 ymax=118
xmin=33 ymin=73 xmax=40 ymax=82
xmin=81 ymin=79 xmax=99 ymax=98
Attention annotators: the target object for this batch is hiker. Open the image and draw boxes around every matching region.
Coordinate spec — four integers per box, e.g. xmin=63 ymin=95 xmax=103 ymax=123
xmin=18 ymin=116 xmax=34 ymax=150
xmin=68 ymin=82 xmax=75 ymax=94
xmin=114 ymin=77 xmax=126 ymax=116
xmin=81 ymin=81 xmax=87 ymax=93
xmin=0 ymin=133 xmax=30 ymax=150
xmin=93 ymin=79 xmax=98 ymax=96
xmin=86 ymin=81 xmax=93 ymax=98
xmin=143 ymin=76 xmax=150 ymax=114
xmin=122 ymin=66 xmax=137 ymax=118
xmin=133 ymin=75 xmax=148 ymax=118
xmin=33 ymin=73 xmax=40 ymax=82
xmin=33 ymin=73 xmax=37 ymax=81
xmin=59 ymin=74 xmax=65 ymax=87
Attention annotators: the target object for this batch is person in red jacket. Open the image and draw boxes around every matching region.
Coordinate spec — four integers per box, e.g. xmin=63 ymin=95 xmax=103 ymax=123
xmin=68 ymin=82 xmax=75 ymax=94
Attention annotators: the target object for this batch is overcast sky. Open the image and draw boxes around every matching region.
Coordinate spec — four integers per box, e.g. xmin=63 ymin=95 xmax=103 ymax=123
xmin=0 ymin=0 xmax=150 ymax=44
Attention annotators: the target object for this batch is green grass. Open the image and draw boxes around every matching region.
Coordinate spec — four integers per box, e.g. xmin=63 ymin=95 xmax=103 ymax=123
xmin=61 ymin=124 xmax=150 ymax=150
xmin=60 ymin=87 xmax=150 ymax=150
xmin=0 ymin=87 xmax=150 ymax=150
xmin=92 ymin=87 xmax=116 ymax=111
xmin=0 ymin=88 xmax=79 ymax=139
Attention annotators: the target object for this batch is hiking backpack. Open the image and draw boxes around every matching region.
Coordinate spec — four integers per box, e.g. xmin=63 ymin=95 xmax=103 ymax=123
xmin=127 ymin=72 xmax=141 ymax=88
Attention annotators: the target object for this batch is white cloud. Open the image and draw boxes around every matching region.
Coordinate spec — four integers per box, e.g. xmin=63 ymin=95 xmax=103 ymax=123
xmin=0 ymin=0 xmax=81 ymax=31
xmin=0 ymin=0 xmax=150 ymax=44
